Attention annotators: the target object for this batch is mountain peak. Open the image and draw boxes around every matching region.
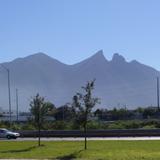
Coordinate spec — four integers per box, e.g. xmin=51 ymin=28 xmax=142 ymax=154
xmin=27 ymin=52 xmax=50 ymax=59
xmin=111 ymin=53 xmax=126 ymax=63
xmin=73 ymin=50 xmax=108 ymax=67
xmin=92 ymin=50 xmax=106 ymax=59
xmin=89 ymin=50 xmax=108 ymax=63
xmin=11 ymin=52 xmax=68 ymax=67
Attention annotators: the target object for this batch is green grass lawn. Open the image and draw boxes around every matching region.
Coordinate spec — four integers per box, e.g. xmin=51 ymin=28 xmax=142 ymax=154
xmin=1 ymin=140 xmax=160 ymax=159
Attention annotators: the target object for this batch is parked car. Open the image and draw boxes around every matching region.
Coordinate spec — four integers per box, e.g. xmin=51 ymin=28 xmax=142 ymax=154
xmin=0 ymin=128 xmax=20 ymax=139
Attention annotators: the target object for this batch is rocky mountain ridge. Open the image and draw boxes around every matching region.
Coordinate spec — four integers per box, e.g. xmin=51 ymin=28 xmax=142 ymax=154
xmin=0 ymin=50 xmax=159 ymax=111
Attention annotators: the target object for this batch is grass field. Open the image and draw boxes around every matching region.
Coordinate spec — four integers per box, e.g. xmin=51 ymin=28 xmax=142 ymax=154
xmin=1 ymin=140 xmax=160 ymax=159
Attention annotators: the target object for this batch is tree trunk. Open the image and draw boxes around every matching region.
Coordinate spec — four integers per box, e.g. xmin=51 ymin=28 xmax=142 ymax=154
xmin=84 ymin=123 xmax=87 ymax=150
xmin=38 ymin=124 xmax=41 ymax=146
xmin=38 ymin=105 xmax=41 ymax=147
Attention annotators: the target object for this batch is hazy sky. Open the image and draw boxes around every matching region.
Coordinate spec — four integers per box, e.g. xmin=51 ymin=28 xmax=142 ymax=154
xmin=1 ymin=0 xmax=160 ymax=70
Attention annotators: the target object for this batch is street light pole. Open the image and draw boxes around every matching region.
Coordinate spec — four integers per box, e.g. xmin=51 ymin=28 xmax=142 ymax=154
xmin=0 ymin=64 xmax=12 ymax=126
xmin=16 ymin=88 xmax=19 ymax=122
xmin=157 ymin=77 xmax=160 ymax=111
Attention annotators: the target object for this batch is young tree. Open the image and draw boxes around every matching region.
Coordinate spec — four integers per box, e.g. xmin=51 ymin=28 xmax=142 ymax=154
xmin=30 ymin=93 xmax=54 ymax=146
xmin=72 ymin=80 xmax=100 ymax=150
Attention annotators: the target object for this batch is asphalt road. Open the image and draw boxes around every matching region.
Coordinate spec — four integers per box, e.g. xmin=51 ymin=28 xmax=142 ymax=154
xmin=1 ymin=137 xmax=160 ymax=141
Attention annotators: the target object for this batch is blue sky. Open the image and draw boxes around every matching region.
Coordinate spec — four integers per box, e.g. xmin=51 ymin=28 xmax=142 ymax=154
xmin=0 ymin=0 xmax=160 ymax=70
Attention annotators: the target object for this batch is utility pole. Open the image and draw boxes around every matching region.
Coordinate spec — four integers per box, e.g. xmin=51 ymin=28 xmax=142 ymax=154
xmin=0 ymin=64 xmax=12 ymax=127
xmin=157 ymin=77 xmax=160 ymax=111
xmin=6 ymin=67 xmax=11 ymax=126
xmin=16 ymin=89 xmax=19 ymax=122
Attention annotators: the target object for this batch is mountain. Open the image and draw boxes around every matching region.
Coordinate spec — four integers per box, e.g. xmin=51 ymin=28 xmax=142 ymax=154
xmin=0 ymin=50 xmax=159 ymax=111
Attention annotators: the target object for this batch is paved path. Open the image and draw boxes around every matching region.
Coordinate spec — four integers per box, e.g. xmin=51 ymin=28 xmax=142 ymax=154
xmin=2 ymin=137 xmax=160 ymax=141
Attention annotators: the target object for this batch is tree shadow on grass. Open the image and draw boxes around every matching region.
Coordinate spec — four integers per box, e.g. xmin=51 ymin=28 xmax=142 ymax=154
xmin=55 ymin=150 xmax=83 ymax=160
xmin=0 ymin=144 xmax=45 ymax=153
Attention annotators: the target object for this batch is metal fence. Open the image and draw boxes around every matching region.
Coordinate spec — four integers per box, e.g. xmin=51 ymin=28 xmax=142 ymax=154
xmin=18 ymin=129 xmax=160 ymax=137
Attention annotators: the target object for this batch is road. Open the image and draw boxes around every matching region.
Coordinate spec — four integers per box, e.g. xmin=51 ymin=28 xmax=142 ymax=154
xmin=1 ymin=137 xmax=160 ymax=141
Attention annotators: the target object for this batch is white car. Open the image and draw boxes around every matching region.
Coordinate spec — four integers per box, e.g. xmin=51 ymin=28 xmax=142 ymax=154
xmin=0 ymin=128 xmax=20 ymax=139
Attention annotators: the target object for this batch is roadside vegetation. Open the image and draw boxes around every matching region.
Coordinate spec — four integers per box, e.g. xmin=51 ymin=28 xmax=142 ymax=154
xmin=1 ymin=119 xmax=160 ymax=131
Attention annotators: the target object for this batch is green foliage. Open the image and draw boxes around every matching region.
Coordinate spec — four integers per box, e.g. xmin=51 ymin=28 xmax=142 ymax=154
xmin=87 ymin=121 xmax=104 ymax=129
xmin=107 ymin=122 xmax=124 ymax=129
xmin=1 ymin=119 xmax=160 ymax=130
xmin=29 ymin=93 xmax=55 ymax=146
xmin=142 ymin=125 xmax=156 ymax=129
xmin=72 ymin=80 xmax=100 ymax=127
xmin=20 ymin=123 xmax=35 ymax=130
xmin=0 ymin=121 xmax=10 ymax=128
xmin=54 ymin=104 xmax=74 ymax=121
xmin=10 ymin=123 xmax=22 ymax=130
xmin=143 ymin=107 xmax=158 ymax=119
xmin=51 ymin=121 xmax=67 ymax=130
xmin=30 ymin=94 xmax=54 ymax=129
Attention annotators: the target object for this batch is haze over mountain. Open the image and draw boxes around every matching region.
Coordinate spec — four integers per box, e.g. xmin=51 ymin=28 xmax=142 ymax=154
xmin=0 ymin=50 xmax=159 ymax=111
